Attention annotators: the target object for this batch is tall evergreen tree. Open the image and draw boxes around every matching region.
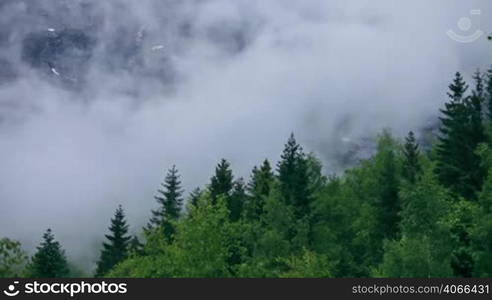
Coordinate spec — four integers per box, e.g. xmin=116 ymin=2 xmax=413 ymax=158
xmin=402 ymin=131 xmax=421 ymax=183
xmin=95 ymin=205 xmax=131 ymax=277
xmin=374 ymin=131 xmax=401 ymax=239
xmin=436 ymin=72 xmax=469 ymax=190
xmin=246 ymin=159 xmax=274 ymax=220
xmin=277 ymin=133 xmax=311 ymax=217
xmin=436 ymin=72 xmax=485 ymax=199
xmin=29 ymin=229 xmax=69 ymax=278
xmin=210 ymin=159 xmax=234 ymax=204
xmin=229 ymin=178 xmax=246 ymax=221
xmin=148 ymin=165 xmax=184 ymax=240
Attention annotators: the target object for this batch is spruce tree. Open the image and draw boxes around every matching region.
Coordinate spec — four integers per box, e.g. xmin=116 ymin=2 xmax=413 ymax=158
xmin=402 ymin=131 xmax=421 ymax=183
xmin=374 ymin=131 xmax=401 ymax=239
xmin=210 ymin=159 xmax=234 ymax=204
xmin=246 ymin=159 xmax=274 ymax=220
xmin=436 ymin=72 xmax=485 ymax=199
xmin=95 ymin=205 xmax=131 ymax=277
xmin=277 ymin=133 xmax=311 ymax=218
xmin=229 ymin=178 xmax=246 ymax=221
xmin=148 ymin=165 xmax=184 ymax=240
xmin=436 ymin=72 xmax=468 ymax=195
xmin=29 ymin=229 xmax=69 ymax=278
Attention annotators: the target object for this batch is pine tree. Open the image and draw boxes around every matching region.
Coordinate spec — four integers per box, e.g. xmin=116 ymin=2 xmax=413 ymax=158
xmin=148 ymin=165 xmax=184 ymax=240
xmin=436 ymin=71 xmax=469 ymax=194
xmin=210 ymin=159 xmax=234 ymax=204
xmin=95 ymin=205 xmax=131 ymax=277
xmin=277 ymin=133 xmax=311 ymax=217
xmin=246 ymin=159 xmax=274 ymax=220
xmin=29 ymin=229 xmax=69 ymax=278
xmin=402 ymin=131 xmax=421 ymax=183
xmin=436 ymin=72 xmax=485 ymax=200
xmin=229 ymin=178 xmax=246 ymax=221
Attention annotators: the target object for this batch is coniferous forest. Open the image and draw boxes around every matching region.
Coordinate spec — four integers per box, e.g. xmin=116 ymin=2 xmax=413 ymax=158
xmin=1 ymin=68 xmax=492 ymax=278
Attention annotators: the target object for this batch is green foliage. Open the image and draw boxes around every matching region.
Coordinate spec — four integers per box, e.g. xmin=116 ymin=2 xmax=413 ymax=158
xmin=0 ymin=238 xmax=28 ymax=277
xmin=471 ymin=173 xmax=492 ymax=277
xmin=306 ymin=153 xmax=327 ymax=196
xmin=12 ymin=69 xmax=492 ymax=278
xmin=277 ymin=133 xmax=312 ymax=218
xmin=95 ymin=205 xmax=132 ymax=277
xmin=229 ymin=178 xmax=246 ymax=222
xmin=110 ymin=195 xmax=237 ymax=277
xmin=210 ymin=159 xmax=234 ymax=204
xmin=279 ymin=249 xmax=332 ymax=278
xmin=311 ymin=170 xmax=381 ymax=276
xmin=472 ymin=208 xmax=492 ymax=277
xmin=402 ymin=131 xmax=422 ymax=183
xmin=148 ymin=165 xmax=184 ymax=241
xmin=373 ymin=130 xmax=401 ymax=239
xmin=128 ymin=236 xmax=144 ymax=256
xmin=377 ymin=166 xmax=454 ymax=277
xmin=245 ymin=159 xmax=274 ymax=221
xmin=236 ymin=185 xmax=301 ymax=277
xmin=375 ymin=235 xmax=453 ymax=277
xmin=436 ymin=72 xmax=486 ymax=200
xmin=28 ymin=229 xmax=69 ymax=278
xmin=444 ymin=200 xmax=480 ymax=277
xmin=187 ymin=187 xmax=202 ymax=210
xmin=399 ymin=166 xmax=451 ymax=237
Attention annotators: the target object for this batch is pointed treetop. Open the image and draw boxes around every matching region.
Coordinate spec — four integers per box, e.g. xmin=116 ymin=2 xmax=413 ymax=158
xmin=210 ymin=159 xmax=234 ymax=203
xmin=148 ymin=165 xmax=184 ymax=230
xmin=95 ymin=205 xmax=132 ymax=277
xmin=447 ymin=72 xmax=469 ymax=102
xmin=29 ymin=228 xmax=69 ymax=278
xmin=472 ymin=69 xmax=484 ymax=97
xmin=402 ymin=131 xmax=421 ymax=183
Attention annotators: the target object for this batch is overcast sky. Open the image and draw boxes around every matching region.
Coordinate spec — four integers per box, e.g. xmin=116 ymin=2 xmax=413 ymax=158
xmin=0 ymin=0 xmax=491 ymax=269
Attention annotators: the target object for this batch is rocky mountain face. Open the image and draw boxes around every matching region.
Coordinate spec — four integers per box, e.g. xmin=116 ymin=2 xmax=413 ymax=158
xmin=0 ymin=0 xmax=254 ymax=89
xmin=21 ymin=29 xmax=94 ymax=87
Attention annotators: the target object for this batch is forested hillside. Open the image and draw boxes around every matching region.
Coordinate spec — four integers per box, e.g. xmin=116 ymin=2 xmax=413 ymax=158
xmin=2 ymin=69 xmax=492 ymax=278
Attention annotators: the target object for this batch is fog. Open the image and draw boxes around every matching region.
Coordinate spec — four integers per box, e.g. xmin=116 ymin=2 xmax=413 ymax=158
xmin=0 ymin=0 xmax=491 ymax=270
